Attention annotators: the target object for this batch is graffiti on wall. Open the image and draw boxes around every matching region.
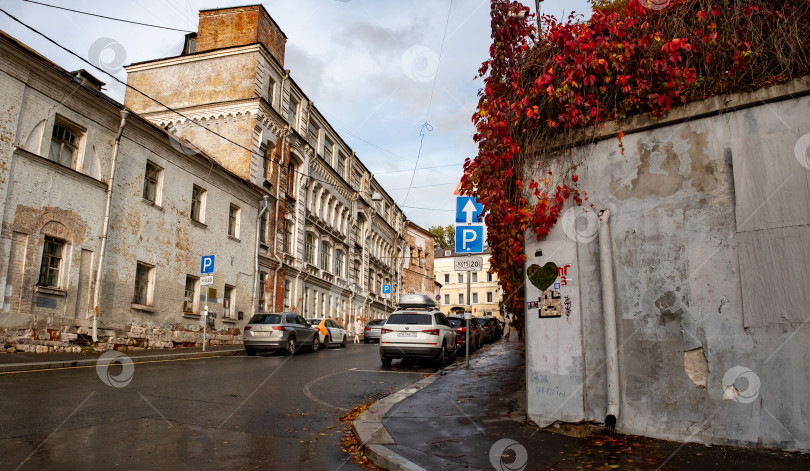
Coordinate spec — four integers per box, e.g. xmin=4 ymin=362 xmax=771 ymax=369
xmin=539 ymin=289 xmax=562 ymax=318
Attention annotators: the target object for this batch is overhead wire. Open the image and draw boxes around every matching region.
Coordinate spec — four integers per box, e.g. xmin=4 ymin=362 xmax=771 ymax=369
xmin=20 ymin=0 xmax=194 ymax=32
xmin=2 ymin=6 xmax=458 ymax=214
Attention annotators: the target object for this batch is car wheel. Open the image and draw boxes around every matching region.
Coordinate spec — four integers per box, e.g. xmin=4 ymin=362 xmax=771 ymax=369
xmin=312 ymin=336 xmax=320 ymax=352
xmin=380 ymin=356 xmax=392 ymax=366
xmin=340 ymin=335 xmax=347 ymax=348
xmin=320 ymin=336 xmax=328 ymax=350
xmin=435 ymin=344 xmax=447 ymax=368
xmin=284 ymin=337 xmax=296 ymax=356
xmin=245 ymin=346 xmax=257 ymax=356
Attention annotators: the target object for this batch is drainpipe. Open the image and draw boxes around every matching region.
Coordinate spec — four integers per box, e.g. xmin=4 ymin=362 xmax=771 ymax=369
xmin=599 ymin=209 xmax=620 ymax=427
xmin=252 ymin=195 xmax=271 ymax=313
xmin=270 ymin=127 xmax=290 ymax=310
xmin=91 ymin=110 xmax=129 ymax=343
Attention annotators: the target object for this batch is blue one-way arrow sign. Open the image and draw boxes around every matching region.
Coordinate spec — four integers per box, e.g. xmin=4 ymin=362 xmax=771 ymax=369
xmin=455 ymin=196 xmax=483 ymax=224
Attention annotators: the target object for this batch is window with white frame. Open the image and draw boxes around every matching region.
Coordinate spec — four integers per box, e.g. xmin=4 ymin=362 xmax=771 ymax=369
xmin=38 ymin=236 xmax=65 ymax=288
xmin=352 ymin=171 xmax=361 ymax=191
xmin=458 ymin=293 xmax=465 ymax=304
xmin=143 ymin=161 xmax=163 ymax=205
xmin=223 ymin=285 xmax=234 ymax=319
xmin=335 ymin=249 xmax=344 ymax=277
xmin=282 ymin=219 xmax=293 ymax=253
xmin=267 ymin=77 xmax=276 ymax=108
xmin=133 ymin=262 xmax=155 ymax=306
xmin=323 ymin=138 xmax=334 ymax=163
xmin=337 ymin=153 xmax=346 ymax=177
xmin=472 ymin=292 xmax=479 ymax=303
xmin=283 ymin=280 xmax=291 ymax=310
xmin=487 ymin=272 xmax=494 ymax=282
xmin=353 ymin=259 xmax=360 ymax=285
xmin=183 ymin=275 xmax=199 ymax=313
xmin=258 ymin=271 xmax=268 ymax=311
xmin=191 ymin=185 xmax=206 ymax=223
xmin=472 ymin=272 xmax=478 ymax=283
xmin=228 ymin=204 xmax=240 ymax=238
xmin=49 ymin=121 xmax=80 ymax=168
xmin=260 ymin=211 xmax=268 ymax=245
xmin=320 ymin=242 xmax=331 ymax=272
xmin=444 ymin=294 xmax=450 ymax=305
xmin=444 ymin=273 xmax=450 ymax=284
xmin=486 ymin=291 xmax=493 ymax=303
xmin=304 ymin=233 xmax=315 ymax=264
xmin=287 ymin=96 xmax=299 ymax=127
xmin=308 ymin=121 xmax=320 ymax=150
xmin=457 ymin=273 xmax=464 ymax=284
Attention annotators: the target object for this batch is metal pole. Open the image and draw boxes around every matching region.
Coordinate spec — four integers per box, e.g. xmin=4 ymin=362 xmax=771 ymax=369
xmin=466 ymin=254 xmax=471 ymax=369
xmin=203 ymin=290 xmax=208 ymax=352
xmin=535 ymin=0 xmax=543 ymax=33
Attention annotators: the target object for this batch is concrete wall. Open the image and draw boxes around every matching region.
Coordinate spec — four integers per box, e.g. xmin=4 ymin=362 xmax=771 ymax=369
xmin=523 ymin=79 xmax=810 ymax=451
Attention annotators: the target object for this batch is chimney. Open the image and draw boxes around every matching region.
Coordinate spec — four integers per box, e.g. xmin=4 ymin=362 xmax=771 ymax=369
xmin=195 ymin=4 xmax=287 ymax=67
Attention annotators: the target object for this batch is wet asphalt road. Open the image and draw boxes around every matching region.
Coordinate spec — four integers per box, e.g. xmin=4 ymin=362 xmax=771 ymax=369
xmin=0 ymin=342 xmax=437 ymax=470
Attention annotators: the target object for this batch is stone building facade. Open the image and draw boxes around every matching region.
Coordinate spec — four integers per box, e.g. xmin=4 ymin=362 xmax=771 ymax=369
xmin=523 ymin=78 xmax=810 ymax=450
xmin=401 ymin=222 xmax=438 ymax=297
xmin=125 ymin=4 xmax=404 ymax=327
xmin=0 ymin=4 xmax=409 ymax=352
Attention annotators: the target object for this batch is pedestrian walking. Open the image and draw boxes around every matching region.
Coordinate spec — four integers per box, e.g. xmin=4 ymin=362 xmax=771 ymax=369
xmin=354 ymin=317 xmax=362 ymax=343
xmin=504 ymin=313 xmax=512 ymax=341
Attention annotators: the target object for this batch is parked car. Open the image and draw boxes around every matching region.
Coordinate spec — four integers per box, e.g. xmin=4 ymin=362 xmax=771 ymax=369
xmin=243 ymin=312 xmax=319 ymax=355
xmin=468 ymin=317 xmax=484 ymax=350
xmin=379 ymin=294 xmax=457 ymax=367
xmin=448 ymin=315 xmax=479 ymax=354
xmin=474 ymin=317 xmax=493 ymax=344
xmin=364 ymin=318 xmax=386 ymax=343
xmin=486 ymin=316 xmax=503 ymax=340
xmin=306 ymin=318 xmax=348 ymax=348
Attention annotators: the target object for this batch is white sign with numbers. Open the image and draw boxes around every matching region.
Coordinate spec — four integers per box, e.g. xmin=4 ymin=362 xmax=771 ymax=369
xmin=454 ymin=256 xmax=483 ymax=271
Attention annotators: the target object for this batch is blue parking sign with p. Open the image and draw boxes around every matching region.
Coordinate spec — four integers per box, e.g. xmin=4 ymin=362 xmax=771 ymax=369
xmin=382 ymin=284 xmax=391 ymax=294
xmin=201 ymin=255 xmax=215 ymax=274
xmin=455 ymin=226 xmax=483 ymax=253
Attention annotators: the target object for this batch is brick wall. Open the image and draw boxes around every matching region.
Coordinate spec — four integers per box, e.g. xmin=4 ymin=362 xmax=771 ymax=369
xmin=196 ymin=5 xmax=286 ymax=67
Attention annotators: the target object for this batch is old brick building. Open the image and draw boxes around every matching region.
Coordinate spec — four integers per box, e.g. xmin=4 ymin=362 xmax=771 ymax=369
xmin=401 ymin=222 xmax=438 ymax=297
xmin=0 ymin=4 xmax=408 ymax=352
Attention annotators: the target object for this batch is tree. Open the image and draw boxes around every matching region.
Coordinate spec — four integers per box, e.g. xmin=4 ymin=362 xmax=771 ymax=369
xmin=428 ymin=225 xmax=456 ymax=250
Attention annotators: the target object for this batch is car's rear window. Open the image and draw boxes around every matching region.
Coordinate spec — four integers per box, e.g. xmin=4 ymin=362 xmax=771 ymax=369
xmin=387 ymin=313 xmax=432 ymax=325
xmin=248 ymin=314 xmax=282 ymax=324
xmin=448 ymin=318 xmax=464 ymax=328
xmin=368 ymin=319 xmax=386 ymax=326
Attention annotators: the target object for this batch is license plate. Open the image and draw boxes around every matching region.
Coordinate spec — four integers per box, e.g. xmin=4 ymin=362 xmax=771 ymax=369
xmin=397 ymin=332 xmax=416 ymax=337
xmin=253 ymin=331 xmax=270 ymax=337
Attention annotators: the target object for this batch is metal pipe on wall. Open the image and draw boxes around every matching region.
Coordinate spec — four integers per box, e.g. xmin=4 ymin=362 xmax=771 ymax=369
xmin=599 ymin=209 xmax=620 ymax=426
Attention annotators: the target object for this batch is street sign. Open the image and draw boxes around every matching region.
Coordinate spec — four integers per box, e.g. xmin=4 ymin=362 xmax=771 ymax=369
xmin=455 ymin=226 xmax=483 ymax=253
xmin=454 ymin=256 xmax=483 ymax=271
xmin=201 ymin=255 xmax=215 ymax=274
xmin=381 ymin=284 xmax=391 ymax=299
xmin=200 ymin=275 xmax=214 ymax=286
xmin=435 ymin=294 xmax=441 ymax=302
xmin=455 ymin=196 xmax=483 ymax=224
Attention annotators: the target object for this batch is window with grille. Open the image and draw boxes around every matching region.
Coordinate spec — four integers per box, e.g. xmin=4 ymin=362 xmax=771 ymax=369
xmin=38 ymin=237 xmax=64 ymax=287
xmin=133 ymin=262 xmax=154 ymax=306
xmin=49 ymin=123 xmax=78 ymax=168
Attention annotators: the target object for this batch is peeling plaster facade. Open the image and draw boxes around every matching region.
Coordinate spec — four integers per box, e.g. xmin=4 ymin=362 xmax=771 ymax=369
xmin=401 ymin=222 xmax=438 ymax=297
xmin=523 ymin=79 xmax=810 ymax=451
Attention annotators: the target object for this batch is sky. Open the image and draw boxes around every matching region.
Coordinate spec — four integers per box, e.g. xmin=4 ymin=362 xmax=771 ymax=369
xmin=0 ymin=0 xmax=592 ymax=230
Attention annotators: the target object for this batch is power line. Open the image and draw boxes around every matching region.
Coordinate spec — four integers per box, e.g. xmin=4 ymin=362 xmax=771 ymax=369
xmin=374 ymin=163 xmax=463 ymax=175
xmin=21 ymin=0 xmax=194 ymax=32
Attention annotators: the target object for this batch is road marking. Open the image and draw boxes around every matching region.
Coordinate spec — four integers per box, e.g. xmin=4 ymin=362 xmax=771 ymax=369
xmin=303 ymin=371 xmax=349 ymax=411
xmin=0 ymin=354 xmax=236 ymax=376
xmin=348 ymin=368 xmax=428 ymax=374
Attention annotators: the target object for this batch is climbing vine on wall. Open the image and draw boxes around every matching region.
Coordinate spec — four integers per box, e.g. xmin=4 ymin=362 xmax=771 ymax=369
xmin=464 ymin=0 xmax=810 ymax=327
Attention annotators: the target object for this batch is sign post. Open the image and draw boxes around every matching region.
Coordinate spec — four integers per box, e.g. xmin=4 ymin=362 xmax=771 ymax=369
xmin=200 ymin=255 xmax=215 ymax=351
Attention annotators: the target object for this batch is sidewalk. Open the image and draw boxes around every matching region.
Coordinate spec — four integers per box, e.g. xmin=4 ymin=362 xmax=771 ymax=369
xmin=0 ymin=345 xmax=243 ymax=373
xmin=353 ymin=340 xmax=809 ymax=471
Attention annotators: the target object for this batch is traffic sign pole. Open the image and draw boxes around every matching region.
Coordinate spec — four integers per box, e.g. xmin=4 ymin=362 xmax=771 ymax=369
xmin=466 ymin=254 xmax=471 ymax=369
